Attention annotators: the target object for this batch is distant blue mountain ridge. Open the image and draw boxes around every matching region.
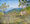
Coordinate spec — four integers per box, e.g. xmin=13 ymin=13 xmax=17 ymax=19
xmin=0 ymin=8 xmax=23 ymax=14
xmin=4 ymin=8 xmax=23 ymax=14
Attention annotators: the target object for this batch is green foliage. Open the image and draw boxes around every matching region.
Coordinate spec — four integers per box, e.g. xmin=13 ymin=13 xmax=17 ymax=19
xmin=0 ymin=2 xmax=9 ymax=9
xmin=21 ymin=7 xmax=30 ymax=11
xmin=26 ymin=7 xmax=30 ymax=10
xmin=21 ymin=7 xmax=30 ymax=16
xmin=18 ymin=0 xmax=20 ymax=2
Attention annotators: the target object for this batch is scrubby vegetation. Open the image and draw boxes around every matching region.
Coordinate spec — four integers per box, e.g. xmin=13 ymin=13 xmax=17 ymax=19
xmin=0 ymin=6 xmax=30 ymax=24
xmin=0 ymin=0 xmax=30 ymax=24
xmin=21 ymin=7 xmax=30 ymax=16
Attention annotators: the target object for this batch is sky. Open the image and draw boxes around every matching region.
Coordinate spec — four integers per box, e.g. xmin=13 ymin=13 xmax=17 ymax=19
xmin=0 ymin=0 xmax=19 ymax=12
xmin=0 ymin=0 xmax=30 ymax=12
xmin=0 ymin=0 xmax=19 ymax=8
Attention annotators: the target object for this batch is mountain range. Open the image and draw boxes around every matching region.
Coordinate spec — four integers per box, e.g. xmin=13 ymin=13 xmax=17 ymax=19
xmin=4 ymin=8 xmax=23 ymax=14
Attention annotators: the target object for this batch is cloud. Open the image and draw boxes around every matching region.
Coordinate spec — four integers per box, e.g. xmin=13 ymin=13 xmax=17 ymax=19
xmin=8 ymin=1 xmax=18 ymax=8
